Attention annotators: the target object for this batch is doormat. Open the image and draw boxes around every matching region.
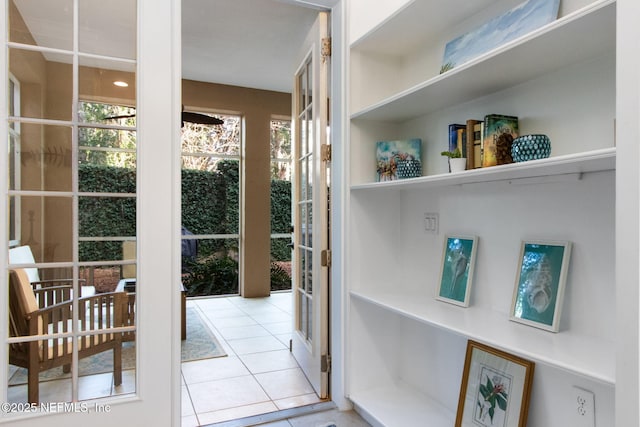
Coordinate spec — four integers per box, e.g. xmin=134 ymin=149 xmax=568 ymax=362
xmin=8 ymin=307 xmax=226 ymax=385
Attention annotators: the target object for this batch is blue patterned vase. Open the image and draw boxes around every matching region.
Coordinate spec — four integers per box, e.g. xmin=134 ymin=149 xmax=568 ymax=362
xmin=511 ymin=134 xmax=551 ymax=162
xmin=396 ymin=159 xmax=422 ymax=179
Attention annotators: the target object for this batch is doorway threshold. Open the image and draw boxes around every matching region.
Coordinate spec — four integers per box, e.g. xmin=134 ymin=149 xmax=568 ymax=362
xmin=202 ymin=401 xmax=336 ymax=427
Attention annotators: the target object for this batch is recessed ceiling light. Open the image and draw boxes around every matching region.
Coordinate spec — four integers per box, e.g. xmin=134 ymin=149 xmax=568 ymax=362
xmin=113 ymin=81 xmax=129 ymax=87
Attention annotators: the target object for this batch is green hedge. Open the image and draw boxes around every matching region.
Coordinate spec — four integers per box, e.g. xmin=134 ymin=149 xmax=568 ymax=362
xmin=78 ymin=161 xmax=291 ymax=294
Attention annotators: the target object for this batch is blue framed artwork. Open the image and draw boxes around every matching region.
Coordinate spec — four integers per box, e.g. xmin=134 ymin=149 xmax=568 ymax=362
xmin=436 ymin=235 xmax=478 ymax=307
xmin=510 ymin=240 xmax=572 ymax=332
xmin=440 ymin=0 xmax=560 ymax=73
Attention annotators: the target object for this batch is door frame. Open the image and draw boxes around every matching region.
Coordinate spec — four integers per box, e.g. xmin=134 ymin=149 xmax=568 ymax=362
xmin=1 ymin=1 xmax=349 ymax=425
xmin=0 ymin=0 xmax=183 ymax=425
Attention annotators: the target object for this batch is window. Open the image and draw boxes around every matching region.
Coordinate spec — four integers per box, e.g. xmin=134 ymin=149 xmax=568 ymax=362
xmin=270 ymin=118 xmax=292 ymax=291
xmin=180 ymin=113 xmax=242 ymax=296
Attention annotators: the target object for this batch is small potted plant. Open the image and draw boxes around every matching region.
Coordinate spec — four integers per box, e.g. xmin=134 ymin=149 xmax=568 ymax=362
xmin=441 ymin=148 xmax=467 ymax=173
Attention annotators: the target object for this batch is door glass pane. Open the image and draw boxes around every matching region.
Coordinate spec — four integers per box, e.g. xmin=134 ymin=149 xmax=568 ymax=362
xmin=6 ymin=0 xmax=138 ymax=406
xmin=9 ymin=0 xmax=73 ymax=50
xmin=8 ymin=48 xmax=73 ymax=121
xmin=8 ymin=123 xmax=73 ymax=192
xmin=79 ymin=60 xmax=137 ymax=110
xmin=78 ymin=0 xmax=136 ymax=59
xmin=306 ymin=248 xmax=313 ymax=294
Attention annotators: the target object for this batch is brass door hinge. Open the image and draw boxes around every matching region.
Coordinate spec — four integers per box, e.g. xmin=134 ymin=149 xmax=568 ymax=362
xmin=321 ymin=144 xmax=331 ymax=162
xmin=321 ymin=249 xmax=331 ymax=267
xmin=321 ymin=37 xmax=332 ymax=60
xmin=321 ymin=353 xmax=331 ymax=373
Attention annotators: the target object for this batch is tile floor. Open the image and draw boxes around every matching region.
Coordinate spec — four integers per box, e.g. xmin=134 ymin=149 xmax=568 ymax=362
xmin=182 ymin=292 xmax=326 ymax=426
xmin=7 ymin=291 xmax=371 ymax=427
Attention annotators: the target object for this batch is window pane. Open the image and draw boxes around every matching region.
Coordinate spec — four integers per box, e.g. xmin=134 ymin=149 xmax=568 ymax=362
xmin=78 ymin=128 xmax=137 ymax=169
xmin=9 ymin=196 xmax=73 ymax=263
xmin=271 ymin=238 xmax=291 ymax=291
xmin=9 ymin=48 xmax=73 ymax=122
xmin=78 ymin=0 xmax=136 ymax=59
xmin=270 ymin=120 xmax=291 ymax=160
xmin=78 ymin=101 xmax=136 ymax=127
xmin=80 ymin=263 xmax=133 ymax=293
xmin=9 ymin=0 xmax=73 ymax=50
xmin=79 ymin=62 xmax=136 ymax=109
xmin=182 ymin=238 xmax=239 ymax=296
xmin=181 ymin=114 xmax=240 ymax=158
xmin=8 ymin=123 xmax=72 ymax=192
xmin=79 ymin=196 xmax=136 ymax=239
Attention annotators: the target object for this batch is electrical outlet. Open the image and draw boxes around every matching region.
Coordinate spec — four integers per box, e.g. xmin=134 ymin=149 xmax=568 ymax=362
xmin=572 ymin=386 xmax=595 ymax=427
xmin=423 ymin=212 xmax=438 ymax=234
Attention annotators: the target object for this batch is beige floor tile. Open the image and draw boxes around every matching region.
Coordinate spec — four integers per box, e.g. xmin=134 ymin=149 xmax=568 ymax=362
xmin=227 ymin=335 xmax=288 ymax=355
xmin=273 ymin=393 xmax=323 ymax=410
xmin=78 ymin=372 xmax=113 ymax=400
xmin=239 ymin=349 xmax=299 ymax=374
xmin=112 ymin=369 xmax=136 ymax=395
xmin=187 ymin=375 xmax=269 ymax=413
xmin=181 ymin=385 xmax=195 ymax=416
xmin=198 ymin=306 xmax=247 ymax=320
xmin=208 ymin=315 xmax=258 ymax=329
xmin=181 ymin=355 xmax=249 ymax=384
xmin=181 ymin=414 xmax=200 ymax=427
xmin=249 ymin=311 xmax=292 ymax=324
xmin=262 ymin=321 xmax=293 ymax=335
xmin=216 ymin=324 xmax=271 ymax=340
xmin=254 ymin=368 xmax=315 ymax=401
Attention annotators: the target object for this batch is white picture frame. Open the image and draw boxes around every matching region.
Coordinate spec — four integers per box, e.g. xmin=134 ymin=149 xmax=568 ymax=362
xmin=510 ymin=240 xmax=572 ymax=332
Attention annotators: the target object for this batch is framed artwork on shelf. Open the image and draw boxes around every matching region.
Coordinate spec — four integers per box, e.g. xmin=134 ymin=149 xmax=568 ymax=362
xmin=375 ymin=138 xmax=422 ymax=181
xmin=440 ymin=0 xmax=560 ymax=74
xmin=510 ymin=240 xmax=572 ymax=332
xmin=456 ymin=340 xmax=535 ymax=427
xmin=436 ymin=235 xmax=478 ymax=307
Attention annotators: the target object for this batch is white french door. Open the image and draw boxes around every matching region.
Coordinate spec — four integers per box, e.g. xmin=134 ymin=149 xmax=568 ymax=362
xmin=1 ymin=0 xmax=181 ymax=425
xmin=291 ymin=11 xmax=330 ymax=399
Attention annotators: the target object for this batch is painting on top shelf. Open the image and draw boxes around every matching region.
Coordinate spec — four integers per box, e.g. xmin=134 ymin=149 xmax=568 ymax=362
xmin=375 ymin=138 xmax=422 ymax=181
xmin=510 ymin=240 xmax=572 ymax=333
xmin=440 ymin=0 xmax=560 ymax=73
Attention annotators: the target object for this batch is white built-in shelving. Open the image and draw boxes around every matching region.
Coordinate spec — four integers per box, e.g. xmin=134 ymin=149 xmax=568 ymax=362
xmin=346 ymin=0 xmax=618 ymax=426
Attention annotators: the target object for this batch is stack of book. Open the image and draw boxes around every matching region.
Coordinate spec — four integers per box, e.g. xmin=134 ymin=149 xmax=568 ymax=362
xmin=448 ymin=114 xmax=519 ymax=170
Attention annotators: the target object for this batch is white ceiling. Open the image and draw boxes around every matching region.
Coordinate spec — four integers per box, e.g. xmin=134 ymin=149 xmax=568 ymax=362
xmin=183 ymin=0 xmax=322 ymax=93
xmin=14 ymin=0 xmax=329 ymax=94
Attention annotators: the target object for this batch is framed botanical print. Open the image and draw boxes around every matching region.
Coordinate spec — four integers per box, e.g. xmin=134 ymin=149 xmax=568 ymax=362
xmin=436 ymin=235 xmax=478 ymax=307
xmin=510 ymin=240 xmax=572 ymax=332
xmin=456 ymin=340 xmax=535 ymax=427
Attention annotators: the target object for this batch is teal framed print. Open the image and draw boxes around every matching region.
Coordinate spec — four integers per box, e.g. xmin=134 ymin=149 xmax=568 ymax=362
xmin=510 ymin=240 xmax=572 ymax=332
xmin=437 ymin=235 xmax=478 ymax=307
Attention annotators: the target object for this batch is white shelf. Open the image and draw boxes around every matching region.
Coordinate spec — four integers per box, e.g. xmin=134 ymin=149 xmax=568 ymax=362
xmin=351 ymin=148 xmax=615 ymax=191
xmin=350 ymin=0 xmax=615 ymax=122
xmin=350 ymin=289 xmax=615 ymax=385
xmin=350 ymin=384 xmax=454 ymax=427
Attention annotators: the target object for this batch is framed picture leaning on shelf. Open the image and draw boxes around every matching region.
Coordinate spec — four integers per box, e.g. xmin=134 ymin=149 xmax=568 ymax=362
xmin=456 ymin=340 xmax=535 ymax=427
xmin=436 ymin=235 xmax=478 ymax=307
xmin=510 ymin=240 xmax=572 ymax=332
